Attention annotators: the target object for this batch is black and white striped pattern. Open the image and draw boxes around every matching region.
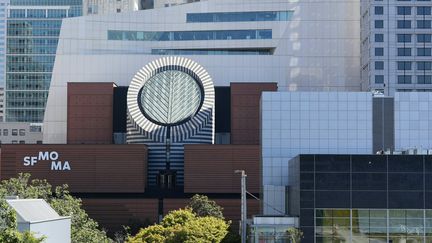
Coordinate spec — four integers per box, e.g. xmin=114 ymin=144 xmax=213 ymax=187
xmin=126 ymin=57 xmax=215 ymax=186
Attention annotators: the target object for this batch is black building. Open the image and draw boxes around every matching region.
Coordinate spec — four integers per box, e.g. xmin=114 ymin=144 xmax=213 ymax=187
xmin=289 ymin=154 xmax=432 ymax=243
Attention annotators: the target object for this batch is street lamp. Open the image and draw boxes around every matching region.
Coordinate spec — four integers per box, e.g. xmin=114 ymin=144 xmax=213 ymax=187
xmin=235 ymin=170 xmax=247 ymax=243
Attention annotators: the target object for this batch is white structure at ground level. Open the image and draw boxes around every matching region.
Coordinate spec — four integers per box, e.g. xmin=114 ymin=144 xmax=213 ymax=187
xmin=43 ymin=0 xmax=361 ymax=144
xmin=6 ymin=199 xmax=71 ymax=243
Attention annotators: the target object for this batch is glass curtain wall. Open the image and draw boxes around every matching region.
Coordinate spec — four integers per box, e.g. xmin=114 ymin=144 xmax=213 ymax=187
xmin=5 ymin=0 xmax=82 ymax=122
xmin=316 ymin=209 xmax=430 ymax=243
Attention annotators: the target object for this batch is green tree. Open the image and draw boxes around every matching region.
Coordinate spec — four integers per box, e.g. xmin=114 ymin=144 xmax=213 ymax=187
xmin=187 ymin=194 xmax=224 ymax=219
xmin=287 ymin=227 xmax=303 ymax=243
xmin=128 ymin=209 xmax=229 ymax=243
xmin=0 ymin=173 xmax=112 ymax=243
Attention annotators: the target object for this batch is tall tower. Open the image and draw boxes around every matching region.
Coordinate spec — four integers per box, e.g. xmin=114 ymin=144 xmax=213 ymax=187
xmin=362 ymin=0 xmax=432 ymax=95
xmin=5 ymin=0 xmax=83 ymax=123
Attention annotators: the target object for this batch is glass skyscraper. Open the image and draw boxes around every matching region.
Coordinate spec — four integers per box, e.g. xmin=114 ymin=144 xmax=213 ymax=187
xmin=5 ymin=0 xmax=82 ymax=123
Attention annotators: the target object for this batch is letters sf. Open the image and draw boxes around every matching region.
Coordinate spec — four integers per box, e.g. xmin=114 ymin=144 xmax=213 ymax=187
xmin=23 ymin=151 xmax=71 ymax=171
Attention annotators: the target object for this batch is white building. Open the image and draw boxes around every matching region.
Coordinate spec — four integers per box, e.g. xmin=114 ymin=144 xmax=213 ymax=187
xmin=0 ymin=122 xmax=42 ymax=144
xmin=362 ymin=1 xmax=432 ymax=95
xmin=84 ymin=0 xmax=142 ymax=15
xmin=6 ymin=198 xmax=71 ymax=243
xmin=43 ymin=0 xmax=362 ymax=143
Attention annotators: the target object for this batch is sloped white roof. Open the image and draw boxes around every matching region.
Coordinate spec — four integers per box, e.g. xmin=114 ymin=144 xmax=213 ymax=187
xmin=6 ymin=199 xmax=63 ymax=223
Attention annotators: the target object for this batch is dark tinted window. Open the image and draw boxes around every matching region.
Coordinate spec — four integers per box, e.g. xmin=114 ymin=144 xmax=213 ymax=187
xmin=315 ymin=155 xmax=350 ymax=172
xmin=388 ymin=155 xmax=423 ymax=172
xmin=352 ymin=155 xmax=387 ymax=172
xmin=352 ymin=173 xmax=387 ymax=190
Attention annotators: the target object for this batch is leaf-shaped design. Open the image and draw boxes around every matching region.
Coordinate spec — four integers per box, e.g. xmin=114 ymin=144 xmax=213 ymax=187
xmin=140 ymin=70 xmax=202 ymax=125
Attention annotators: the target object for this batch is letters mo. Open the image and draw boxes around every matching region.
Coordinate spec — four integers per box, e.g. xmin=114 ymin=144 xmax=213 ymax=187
xmin=23 ymin=151 xmax=71 ymax=171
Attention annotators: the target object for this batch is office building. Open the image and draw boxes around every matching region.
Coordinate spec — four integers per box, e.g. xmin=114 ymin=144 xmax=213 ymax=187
xmin=362 ymin=1 xmax=432 ymax=95
xmin=289 ymin=154 xmax=432 ymax=243
xmin=0 ymin=0 xmax=8 ymax=88
xmin=83 ymin=0 xmax=142 ymax=15
xmin=0 ymin=122 xmax=42 ymax=144
xmin=5 ymin=0 xmax=82 ymax=123
xmin=262 ymin=91 xmax=432 ymax=216
xmin=0 ymin=87 xmax=4 ymax=121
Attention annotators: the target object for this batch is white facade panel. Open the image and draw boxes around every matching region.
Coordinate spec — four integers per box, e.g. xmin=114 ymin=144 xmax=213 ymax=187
xmin=395 ymin=92 xmax=432 ymax=151
xmin=261 ymin=92 xmax=373 ymax=214
xmin=43 ymin=0 xmax=361 ymax=143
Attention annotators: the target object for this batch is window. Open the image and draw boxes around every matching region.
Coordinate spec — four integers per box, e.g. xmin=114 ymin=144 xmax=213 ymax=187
xmin=375 ymin=20 xmax=384 ymax=28
xmin=19 ymin=129 xmax=25 ymax=136
xmin=19 ymin=140 xmax=25 ymax=144
xmin=11 ymin=140 xmax=17 ymax=144
xmin=375 ymin=75 xmax=384 ymax=84
xmin=397 ymin=6 xmax=411 ymax=15
xmin=398 ymin=75 xmax=412 ymax=84
xmin=397 ymin=34 xmax=411 ymax=43
xmin=11 ymin=129 xmax=17 ymax=136
xmin=418 ymin=6 xmax=431 ymax=15
xmin=9 ymin=9 xmax=25 ymax=18
xmin=375 ymin=6 xmax=384 ymax=15
xmin=397 ymin=20 xmax=411 ymax=29
xmin=116 ymin=8 xmax=121 ymax=13
xmin=418 ymin=20 xmax=431 ymax=29
xmin=3 ymin=129 xmax=7 ymax=136
xmin=375 ymin=48 xmax=384 ymax=56
xmin=186 ymin=11 xmax=294 ymax=23
xmin=418 ymin=61 xmax=432 ymax=70
xmin=418 ymin=34 xmax=432 ymax=43
xmin=108 ymin=29 xmax=273 ymax=41
xmin=418 ymin=75 xmax=432 ymax=84
xmin=418 ymin=48 xmax=432 ymax=56
xmin=27 ymin=9 xmax=46 ymax=18
xmin=397 ymin=48 xmax=411 ymax=56
xmin=397 ymin=61 xmax=412 ymax=70
xmin=47 ymin=9 xmax=66 ymax=18
xmin=375 ymin=61 xmax=384 ymax=70
xmin=375 ymin=34 xmax=384 ymax=42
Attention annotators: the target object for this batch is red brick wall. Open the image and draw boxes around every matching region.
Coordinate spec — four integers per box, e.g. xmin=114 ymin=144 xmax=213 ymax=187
xmin=184 ymin=145 xmax=260 ymax=193
xmin=67 ymin=83 xmax=114 ymax=144
xmin=0 ymin=144 xmax=147 ymax=193
xmin=231 ymin=83 xmax=277 ymax=145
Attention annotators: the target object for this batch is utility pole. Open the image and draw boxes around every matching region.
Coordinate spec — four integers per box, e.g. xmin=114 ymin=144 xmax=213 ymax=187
xmin=235 ymin=170 xmax=247 ymax=243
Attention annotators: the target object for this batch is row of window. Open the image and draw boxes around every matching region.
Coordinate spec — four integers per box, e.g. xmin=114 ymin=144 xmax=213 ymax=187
xmin=375 ymin=6 xmax=432 ymax=15
xmin=186 ymin=11 xmax=294 ymax=23
xmin=375 ymin=20 xmax=432 ymax=29
xmin=9 ymin=8 xmax=80 ymax=18
xmin=395 ymin=33 xmax=431 ymax=43
xmin=151 ymin=49 xmax=272 ymax=55
xmin=5 ymin=109 xmax=44 ymax=123
xmin=0 ymin=129 xmax=25 ymax=136
xmin=375 ymin=75 xmax=432 ymax=84
xmin=374 ymin=47 xmax=432 ymax=56
xmin=108 ymin=29 xmax=272 ymax=41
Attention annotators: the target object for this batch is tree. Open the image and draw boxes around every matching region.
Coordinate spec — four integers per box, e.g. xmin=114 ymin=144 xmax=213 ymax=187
xmin=286 ymin=227 xmax=303 ymax=243
xmin=0 ymin=173 xmax=112 ymax=243
xmin=187 ymin=194 xmax=224 ymax=219
xmin=127 ymin=208 xmax=229 ymax=243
